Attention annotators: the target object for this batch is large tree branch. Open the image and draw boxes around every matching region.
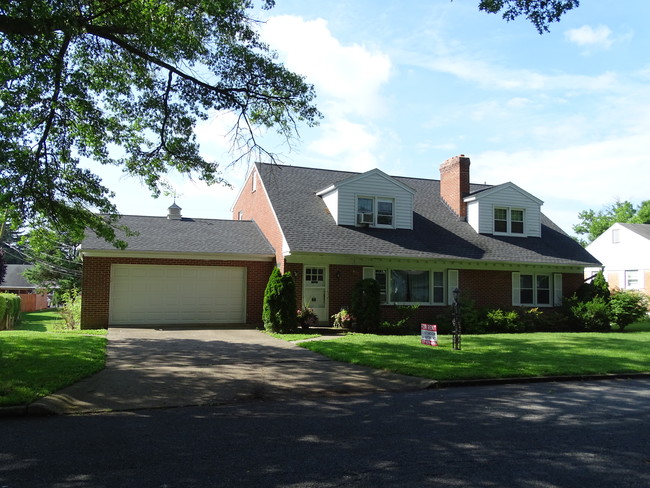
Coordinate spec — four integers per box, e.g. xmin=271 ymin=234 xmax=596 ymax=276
xmin=35 ymin=32 xmax=72 ymax=161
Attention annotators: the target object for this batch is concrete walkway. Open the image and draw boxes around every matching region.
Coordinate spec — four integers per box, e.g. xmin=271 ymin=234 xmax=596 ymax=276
xmin=30 ymin=328 xmax=435 ymax=415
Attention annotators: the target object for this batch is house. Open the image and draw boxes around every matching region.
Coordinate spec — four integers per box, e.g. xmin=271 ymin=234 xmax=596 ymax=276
xmin=584 ymin=223 xmax=650 ymax=298
xmin=80 ymin=155 xmax=600 ymax=328
xmin=0 ymin=264 xmax=49 ymax=312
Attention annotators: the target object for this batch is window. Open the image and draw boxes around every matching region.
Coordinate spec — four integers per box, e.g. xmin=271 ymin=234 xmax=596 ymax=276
xmin=305 ymin=267 xmax=324 ymax=284
xmin=519 ymin=273 xmax=551 ymax=306
xmin=494 ymin=207 xmax=525 ymax=235
xmin=391 ymin=270 xmax=429 ymax=303
xmin=612 ymin=229 xmax=620 ymax=243
xmin=357 ymin=196 xmax=395 ymax=227
xmin=377 ymin=199 xmax=394 ymax=226
xmin=625 ymin=270 xmax=639 ymax=289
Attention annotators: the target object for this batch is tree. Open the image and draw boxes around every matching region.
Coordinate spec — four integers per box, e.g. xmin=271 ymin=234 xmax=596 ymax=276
xmin=476 ymin=0 xmax=580 ymax=33
xmin=262 ymin=267 xmax=297 ymax=333
xmin=573 ymin=200 xmax=650 ymax=246
xmin=19 ymin=220 xmax=83 ymax=300
xmin=1 ymin=0 xmax=320 ymax=246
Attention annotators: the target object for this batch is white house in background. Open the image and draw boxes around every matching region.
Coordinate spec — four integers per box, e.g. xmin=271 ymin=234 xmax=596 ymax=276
xmin=585 ymin=223 xmax=650 ymax=298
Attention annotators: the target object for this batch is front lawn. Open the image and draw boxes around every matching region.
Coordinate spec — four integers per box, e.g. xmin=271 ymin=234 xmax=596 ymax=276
xmin=299 ymin=332 xmax=650 ymax=381
xmin=0 ymin=311 xmax=107 ymax=407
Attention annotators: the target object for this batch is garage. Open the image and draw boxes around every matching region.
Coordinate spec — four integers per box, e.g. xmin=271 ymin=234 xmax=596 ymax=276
xmin=109 ymin=264 xmax=246 ymax=325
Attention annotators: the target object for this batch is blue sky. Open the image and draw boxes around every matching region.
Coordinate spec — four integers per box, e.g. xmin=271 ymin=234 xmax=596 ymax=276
xmin=94 ymin=0 xmax=649 ymax=236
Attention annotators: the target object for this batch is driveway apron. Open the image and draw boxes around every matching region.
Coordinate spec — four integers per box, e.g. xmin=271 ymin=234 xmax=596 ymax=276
xmin=31 ymin=328 xmax=434 ymax=415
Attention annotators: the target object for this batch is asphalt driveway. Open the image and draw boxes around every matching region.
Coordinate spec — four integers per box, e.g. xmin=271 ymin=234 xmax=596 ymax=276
xmin=31 ymin=328 xmax=434 ymax=415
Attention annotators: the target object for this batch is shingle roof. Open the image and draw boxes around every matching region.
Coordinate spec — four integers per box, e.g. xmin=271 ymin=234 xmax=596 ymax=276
xmin=81 ymin=216 xmax=275 ymax=256
xmin=257 ymin=163 xmax=600 ymax=267
xmin=1 ymin=264 xmax=35 ymax=289
xmin=619 ymin=223 xmax=650 ymax=240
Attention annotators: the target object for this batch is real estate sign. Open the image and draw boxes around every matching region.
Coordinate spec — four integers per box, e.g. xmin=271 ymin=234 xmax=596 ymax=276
xmin=421 ymin=323 xmax=438 ymax=346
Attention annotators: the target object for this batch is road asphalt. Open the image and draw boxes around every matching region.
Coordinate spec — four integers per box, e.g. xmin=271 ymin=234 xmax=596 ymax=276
xmin=9 ymin=327 xmax=435 ymax=416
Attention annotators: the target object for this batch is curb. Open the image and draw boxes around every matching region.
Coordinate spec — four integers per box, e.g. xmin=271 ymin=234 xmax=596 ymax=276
xmin=3 ymin=372 xmax=649 ymax=419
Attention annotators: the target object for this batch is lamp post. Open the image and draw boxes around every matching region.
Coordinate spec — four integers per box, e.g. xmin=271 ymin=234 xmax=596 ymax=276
xmin=452 ymin=287 xmax=461 ymax=350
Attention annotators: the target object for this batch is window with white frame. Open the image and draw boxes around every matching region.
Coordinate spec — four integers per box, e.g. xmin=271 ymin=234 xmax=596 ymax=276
xmin=494 ymin=207 xmax=525 ymax=235
xmin=519 ymin=273 xmax=551 ymax=306
xmin=357 ymin=196 xmax=395 ymax=227
xmin=625 ymin=270 xmax=639 ymax=289
xmin=371 ymin=269 xmax=444 ymax=304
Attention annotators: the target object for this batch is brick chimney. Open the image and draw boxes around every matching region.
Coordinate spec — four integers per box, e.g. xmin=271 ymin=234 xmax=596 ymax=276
xmin=440 ymin=155 xmax=471 ymax=219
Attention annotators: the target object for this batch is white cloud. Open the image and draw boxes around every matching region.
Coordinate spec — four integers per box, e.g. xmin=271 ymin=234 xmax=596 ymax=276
xmin=257 ymin=15 xmax=393 ymax=170
xmin=260 ymin=15 xmax=392 ymax=118
xmin=473 ymin=133 xmax=649 ymax=234
xmin=565 ymin=25 xmax=614 ymax=49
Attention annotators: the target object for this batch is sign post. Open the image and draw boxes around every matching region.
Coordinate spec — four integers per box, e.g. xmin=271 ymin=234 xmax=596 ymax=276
xmin=421 ymin=323 xmax=438 ymax=346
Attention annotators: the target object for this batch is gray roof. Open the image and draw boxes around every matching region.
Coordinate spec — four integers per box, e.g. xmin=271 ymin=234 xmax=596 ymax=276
xmin=257 ymin=163 xmax=600 ymax=267
xmin=81 ymin=216 xmax=275 ymax=256
xmin=1 ymin=264 xmax=35 ymax=289
xmin=619 ymin=223 xmax=650 ymax=240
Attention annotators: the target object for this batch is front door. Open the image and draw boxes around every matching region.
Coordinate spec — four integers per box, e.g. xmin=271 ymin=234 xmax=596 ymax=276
xmin=303 ymin=266 xmax=327 ymax=324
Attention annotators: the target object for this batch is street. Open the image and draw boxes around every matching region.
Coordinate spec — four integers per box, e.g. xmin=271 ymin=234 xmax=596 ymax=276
xmin=2 ymin=379 xmax=649 ymax=487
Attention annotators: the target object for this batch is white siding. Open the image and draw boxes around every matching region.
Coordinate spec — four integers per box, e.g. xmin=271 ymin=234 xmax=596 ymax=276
xmin=587 ymin=224 xmax=650 ymax=271
xmin=321 ymin=189 xmax=340 ymax=224
xmin=337 ymin=172 xmax=413 ymax=229
xmin=473 ymin=186 xmax=542 ymax=237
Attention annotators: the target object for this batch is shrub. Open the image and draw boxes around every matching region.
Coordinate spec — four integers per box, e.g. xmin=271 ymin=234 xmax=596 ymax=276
xmin=610 ymin=289 xmax=649 ymax=331
xmin=434 ymin=298 xmax=486 ymax=334
xmin=58 ymin=288 xmax=82 ymax=329
xmin=331 ymin=308 xmax=353 ymax=328
xmin=485 ymin=308 xmax=522 ymax=333
xmin=297 ymin=306 xmax=319 ymax=329
xmin=378 ymin=304 xmax=420 ymax=335
xmin=0 ymin=293 xmax=21 ymax=328
xmin=565 ymin=295 xmax=611 ymax=332
xmin=350 ymin=278 xmax=381 ymax=333
xmin=262 ymin=268 xmax=298 ymax=333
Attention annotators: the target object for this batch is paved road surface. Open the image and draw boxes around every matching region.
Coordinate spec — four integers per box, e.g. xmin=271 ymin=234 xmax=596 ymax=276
xmin=3 ymin=378 xmax=649 ymax=487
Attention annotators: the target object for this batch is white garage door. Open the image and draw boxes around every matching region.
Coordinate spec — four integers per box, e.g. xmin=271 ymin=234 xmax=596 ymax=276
xmin=109 ymin=264 xmax=246 ymax=325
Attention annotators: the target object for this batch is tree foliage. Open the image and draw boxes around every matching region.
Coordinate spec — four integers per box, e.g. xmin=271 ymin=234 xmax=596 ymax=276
xmin=350 ymin=278 xmax=381 ymax=333
xmin=573 ymin=200 xmax=650 ymax=246
xmin=0 ymin=0 xmax=320 ymax=245
xmin=477 ymin=0 xmax=580 ymax=33
xmin=19 ymin=220 xmax=82 ymax=298
xmin=610 ymin=289 xmax=649 ymax=331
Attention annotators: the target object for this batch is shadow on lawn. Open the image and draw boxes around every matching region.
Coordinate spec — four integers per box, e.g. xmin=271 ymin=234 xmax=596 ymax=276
xmin=16 ymin=310 xmax=63 ymax=332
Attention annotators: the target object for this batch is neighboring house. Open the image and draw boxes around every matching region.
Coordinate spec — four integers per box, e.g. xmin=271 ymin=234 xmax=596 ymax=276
xmin=585 ymin=223 xmax=650 ymax=298
xmin=80 ymin=155 xmax=600 ymax=328
xmin=0 ymin=264 xmax=49 ymax=312
xmin=232 ymin=155 xmax=599 ymax=325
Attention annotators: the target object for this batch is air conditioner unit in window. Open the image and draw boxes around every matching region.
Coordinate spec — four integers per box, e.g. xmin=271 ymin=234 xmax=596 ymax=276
xmin=357 ymin=212 xmax=374 ymax=224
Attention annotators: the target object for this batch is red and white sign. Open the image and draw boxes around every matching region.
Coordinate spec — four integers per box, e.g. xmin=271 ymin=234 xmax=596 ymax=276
xmin=421 ymin=323 xmax=438 ymax=346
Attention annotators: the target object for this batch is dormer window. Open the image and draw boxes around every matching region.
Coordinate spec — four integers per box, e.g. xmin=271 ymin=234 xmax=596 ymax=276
xmin=357 ymin=196 xmax=395 ymax=228
xmin=494 ymin=207 xmax=524 ymax=235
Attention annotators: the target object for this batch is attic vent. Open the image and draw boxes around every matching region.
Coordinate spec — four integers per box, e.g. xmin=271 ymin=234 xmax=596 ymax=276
xmin=167 ymin=202 xmax=182 ymax=220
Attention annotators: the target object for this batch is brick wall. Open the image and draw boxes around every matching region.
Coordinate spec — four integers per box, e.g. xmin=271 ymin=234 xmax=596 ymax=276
xmin=440 ymin=155 xmax=471 ymax=219
xmin=81 ymin=257 xmax=274 ymax=329
xmin=231 ymin=168 xmax=286 ymax=270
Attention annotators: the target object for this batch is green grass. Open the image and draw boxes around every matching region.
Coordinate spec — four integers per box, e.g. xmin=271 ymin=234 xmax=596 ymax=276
xmin=264 ymin=331 xmax=324 ymax=342
xmin=0 ymin=310 xmax=107 ymax=406
xmin=299 ymin=332 xmax=650 ymax=381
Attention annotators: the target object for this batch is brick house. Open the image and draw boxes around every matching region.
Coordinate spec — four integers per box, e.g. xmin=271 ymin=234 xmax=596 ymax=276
xmin=80 ymin=155 xmax=599 ymax=328
xmin=232 ymin=155 xmax=599 ymax=325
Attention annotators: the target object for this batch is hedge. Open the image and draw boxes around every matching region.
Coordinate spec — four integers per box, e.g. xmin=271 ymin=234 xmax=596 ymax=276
xmin=0 ymin=293 xmax=21 ymax=329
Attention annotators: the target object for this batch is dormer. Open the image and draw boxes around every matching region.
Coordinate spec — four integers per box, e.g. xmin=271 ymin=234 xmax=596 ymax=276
xmin=464 ymin=182 xmax=544 ymax=237
xmin=317 ymin=168 xmax=415 ymax=229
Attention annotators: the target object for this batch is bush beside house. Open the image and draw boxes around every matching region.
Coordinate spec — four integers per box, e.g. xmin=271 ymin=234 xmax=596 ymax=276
xmin=0 ymin=293 xmax=21 ymax=330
